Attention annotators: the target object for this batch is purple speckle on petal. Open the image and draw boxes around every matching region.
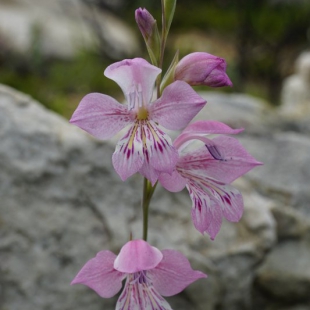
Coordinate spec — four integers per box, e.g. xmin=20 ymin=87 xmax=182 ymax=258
xmin=224 ymin=196 xmax=231 ymax=206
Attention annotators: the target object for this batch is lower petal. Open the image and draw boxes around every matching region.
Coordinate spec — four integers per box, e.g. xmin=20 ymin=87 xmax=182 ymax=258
xmin=188 ymin=182 xmax=215 ymax=235
xmin=143 ymin=121 xmax=179 ymax=174
xmin=207 ymin=181 xmax=244 ymax=223
xmin=116 ymin=272 xmax=172 ymax=310
xmin=112 ymin=124 xmax=144 ymax=180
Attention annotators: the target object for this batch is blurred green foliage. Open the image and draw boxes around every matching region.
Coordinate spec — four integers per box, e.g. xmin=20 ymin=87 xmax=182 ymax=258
xmin=0 ymin=49 xmax=122 ymax=118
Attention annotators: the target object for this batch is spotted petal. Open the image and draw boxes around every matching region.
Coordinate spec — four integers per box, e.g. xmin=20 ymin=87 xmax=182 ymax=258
xmin=71 ymin=250 xmax=125 ymax=298
xmin=116 ymin=274 xmax=172 ymax=310
xmin=149 ymin=81 xmax=206 ymax=130
xmin=104 ymin=58 xmax=161 ymax=104
xmin=112 ymin=121 xmax=178 ymax=181
xmin=142 ymin=120 xmax=179 ymax=174
xmin=150 ymin=249 xmax=207 ymax=297
xmin=187 ymin=174 xmax=243 ymax=239
xmin=112 ymin=123 xmax=144 ymax=181
xmin=70 ymin=93 xmax=132 ymax=139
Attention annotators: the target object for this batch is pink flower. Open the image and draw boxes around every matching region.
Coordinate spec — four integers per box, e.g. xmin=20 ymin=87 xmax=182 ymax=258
xmin=158 ymin=121 xmax=262 ymax=240
xmin=174 ymin=52 xmax=233 ymax=87
xmin=71 ymin=239 xmax=206 ymax=310
xmin=70 ymin=58 xmax=206 ymax=183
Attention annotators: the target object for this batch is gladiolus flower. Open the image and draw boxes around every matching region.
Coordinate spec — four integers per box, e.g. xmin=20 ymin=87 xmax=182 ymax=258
xmin=70 ymin=58 xmax=206 ymax=183
xmin=71 ymin=239 xmax=206 ymax=310
xmin=174 ymin=52 xmax=233 ymax=87
xmin=158 ymin=121 xmax=262 ymax=240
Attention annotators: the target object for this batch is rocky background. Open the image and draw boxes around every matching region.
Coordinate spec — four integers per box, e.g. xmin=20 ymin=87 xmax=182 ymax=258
xmin=1 ymin=83 xmax=310 ymax=310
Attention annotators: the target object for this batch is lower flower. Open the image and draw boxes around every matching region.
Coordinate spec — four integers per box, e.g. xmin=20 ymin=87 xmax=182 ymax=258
xmin=71 ymin=239 xmax=206 ymax=310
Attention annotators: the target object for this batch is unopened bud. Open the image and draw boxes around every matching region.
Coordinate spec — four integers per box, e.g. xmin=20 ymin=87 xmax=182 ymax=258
xmin=175 ymin=52 xmax=233 ymax=87
xmin=135 ymin=8 xmax=156 ymax=40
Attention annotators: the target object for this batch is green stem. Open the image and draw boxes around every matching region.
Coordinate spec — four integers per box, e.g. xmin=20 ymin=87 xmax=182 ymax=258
xmin=156 ymin=0 xmax=167 ymax=98
xmin=142 ymin=178 xmax=158 ymax=241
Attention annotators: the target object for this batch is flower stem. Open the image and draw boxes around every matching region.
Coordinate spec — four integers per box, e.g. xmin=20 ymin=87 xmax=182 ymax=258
xmin=142 ymin=178 xmax=158 ymax=241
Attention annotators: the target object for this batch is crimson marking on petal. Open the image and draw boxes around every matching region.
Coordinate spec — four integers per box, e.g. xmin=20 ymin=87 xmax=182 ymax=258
xmin=224 ymin=195 xmax=231 ymax=206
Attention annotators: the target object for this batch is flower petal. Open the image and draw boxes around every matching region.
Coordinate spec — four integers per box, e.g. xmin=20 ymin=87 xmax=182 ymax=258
xmin=116 ymin=273 xmax=172 ymax=310
xmin=112 ymin=123 xmax=144 ymax=181
xmin=139 ymin=162 xmax=160 ymax=186
xmin=142 ymin=120 xmax=179 ymax=174
xmin=188 ymin=175 xmax=244 ymax=239
xmin=202 ymin=197 xmax=223 ymax=240
xmin=205 ymin=179 xmax=244 ymax=223
xmin=71 ymin=250 xmax=124 ymax=298
xmin=158 ymin=170 xmax=187 ymax=192
xmin=173 ymin=120 xmax=243 ymax=149
xmin=70 ymin=93 xmax=132 ymax=139
xmin=187 ymin=181 xmax=215 ymax=235
xmin=149 ymin=81 xmax=206 ymax=130
xmin=112 ymin=120 xmax=179 ymax=181
xmin=178 ymin=135 xmax=262 ymax=183
xmin=104 ymin=58 xmax=161 ymax=104
xmin=114 ymin=240 xmax=163 ymax=273
xmin=150 ymin=249 xmax=207 ymax=297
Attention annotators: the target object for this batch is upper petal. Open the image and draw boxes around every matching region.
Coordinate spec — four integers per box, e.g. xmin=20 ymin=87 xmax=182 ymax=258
xmin=179 ymin=135 xmax=262 ymax=183
xmin=104 ymin=58 xmax=161 ymax=104
xmin=150 ymin=249 xmax=207 ymax=297
xmin=173 ymin=120 xmax=243 ymax=149
xmin=71 ymin=250 xmax=124 ymax=298
xmin=114 ymin=240 xmax=163 ymax=273
xmin=70 ymin=93 xmax=132 ymax=139
xmin=149 ymin=81 xmax=206 ymax=130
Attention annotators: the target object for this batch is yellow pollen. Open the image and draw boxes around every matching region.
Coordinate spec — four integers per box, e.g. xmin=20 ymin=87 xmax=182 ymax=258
xmin=137 ymin=107 xmax=148 ymax=120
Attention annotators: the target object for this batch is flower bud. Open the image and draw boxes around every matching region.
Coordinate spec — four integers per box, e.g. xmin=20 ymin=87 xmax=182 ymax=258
xmin=135 ymin=8 xmax=160 ymax=66
xmin=174 ymin=52 xmax=233 ymax=87
xmin=135 ymin=8 xmax=156 ymax=40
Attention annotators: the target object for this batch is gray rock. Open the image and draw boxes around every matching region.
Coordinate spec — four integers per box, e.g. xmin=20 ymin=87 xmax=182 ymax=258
xmin=197 ymin=91 xmax=269 ymax=134
xmin=280 ymin=51 xmax=310 ymax=119
xmin=0 ymin=84 xmax=276 ymax=310
xmin=239 ymin=132 xmax=310 ymax=217
xmin=256 ymin=239 xmax=310 ymax=301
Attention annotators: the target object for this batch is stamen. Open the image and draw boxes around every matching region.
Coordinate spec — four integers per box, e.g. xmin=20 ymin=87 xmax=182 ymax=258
xmin=127 ymin=84 xmax=144 ymax=112
xmin=205 ymin=144 xmax=225 ymax=161
xmin=137 ymin=83 xmax=143 ymax=108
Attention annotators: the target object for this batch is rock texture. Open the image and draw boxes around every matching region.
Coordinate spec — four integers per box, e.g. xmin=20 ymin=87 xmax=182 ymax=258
xmin=280 ymin=51 xmax=310 ymax=119
xmin=0 ymin=84 xmax=309 ymax=310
